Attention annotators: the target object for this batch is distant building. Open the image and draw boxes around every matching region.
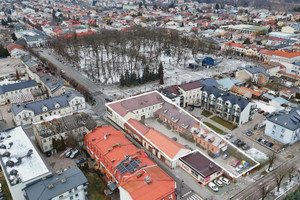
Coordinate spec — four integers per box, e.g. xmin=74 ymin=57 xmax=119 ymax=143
xmin=265 ymin=107 xmax=300 ymax=144
xmin=23 ymin=167 xmax=88 ymax=200
xmin=11 ymin=91 xmax=86 ymax=126
xmin=200 ymin=86 xmax=256 ymax=125
xmin=40 ymin=75 xmax=74 ymax=97
xmin=0 ymin=80 xmax=38 ymax=105
xmin=33 ymin=113 xmax=89 ymax=153
xmin=6 ymin=43 xmax=27 ymax=58
xmin=235 ymin=66 xmax=270 ymax=86
xmin=0 ymin=126 xmax=52 ymax=200
xmin=178 ymin=81 xmax=204 ymax=107
xmin=85 ymin=126 xmax=176 ymax=200
xmin=179 ymin=151 xmax=223 ymax=184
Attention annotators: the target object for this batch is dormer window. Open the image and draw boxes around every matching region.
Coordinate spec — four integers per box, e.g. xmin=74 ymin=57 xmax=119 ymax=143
xmin=42 ymin=106 xmax=48 ymax=112
xmin=55 ymin=102 xmax=60 ymax=109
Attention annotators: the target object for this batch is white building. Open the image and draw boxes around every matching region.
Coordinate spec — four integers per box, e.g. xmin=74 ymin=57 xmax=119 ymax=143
xmin=265 ymin=107 xmax=300 ymax=144
xmin=11 ymin=91 xmax=86 ymax=126
xmin=0 ymin=126 xmax=52 ymax=200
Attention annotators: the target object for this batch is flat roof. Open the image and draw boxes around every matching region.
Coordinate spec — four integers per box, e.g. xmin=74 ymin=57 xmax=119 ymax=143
xmin=0 ymin=126 xmax=50 ymax=184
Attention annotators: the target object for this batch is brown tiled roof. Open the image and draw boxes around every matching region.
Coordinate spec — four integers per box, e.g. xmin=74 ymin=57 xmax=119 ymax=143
xmin=107 ymin=91 xmax=165 ymax=117
xmin=163 ymin=85 xmax=180 ymax=95
xmin=180 ymin=151 xmax=222 ymax=177
xmin=125 ymin=119 xmax=149 ymax=135
xmin=179 ymin=81 xmax=204 ymax=91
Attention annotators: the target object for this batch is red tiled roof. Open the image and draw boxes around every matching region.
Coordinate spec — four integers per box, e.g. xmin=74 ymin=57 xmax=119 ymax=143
xmin=240 ymin=87 xmax=262 ymax=97
xmin=144 ymin=128 xmax=188 ymax=159
xmin=6 ymin=43 xmax=23 ymax=52
xmin=224 ymin=42 xmax=245 ymax=48
xmin=125 ymin=119 xmax=149 ymax=136
xmin=273 ymin=50 xmax=300 ymax=58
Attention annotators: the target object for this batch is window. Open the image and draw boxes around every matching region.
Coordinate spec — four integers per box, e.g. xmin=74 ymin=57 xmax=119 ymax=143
xmin=169 ymin=194 xmax=173 ymax=199
xmin=272 ymin=131 xmax=275 ymax=134
xmin=75 ymin=194 xmax=78 ymax=197
xmin=273 ymin=125 xmax=276 ymax=129
xmin=280 ymin=134 xmax=284 ymax=138
xmin=281 ymin=129 xmax=285 ymax=133
xmin=70 ymin=196 xmax=73 ymax=200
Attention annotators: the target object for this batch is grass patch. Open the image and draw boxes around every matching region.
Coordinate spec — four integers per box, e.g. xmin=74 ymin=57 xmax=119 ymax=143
xmin=211 ymin=116 xmax=237 ymax=130
xmin=85 ymin=171 xmax=107 ymax=200
xmin=0 ymin=172 xmax=12 ymax=200
xmin=201 ymin=110 xmax=212 ymax=118
xmin=285 ymin=155 xmax=295 ymax=160
xmin=203 ymin=122 xmax=225 ymax=134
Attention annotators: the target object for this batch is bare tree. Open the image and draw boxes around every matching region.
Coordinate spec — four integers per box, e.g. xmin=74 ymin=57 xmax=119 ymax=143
xmin=288 ymin=166 xmax=295 ymax=183
xmin=261 ymin=185 xmax=271 ymax=200
xmin=276 ymin=170 xmax=286 ymax=192
xmin=267 ymin=152 xmax=276 ymax=172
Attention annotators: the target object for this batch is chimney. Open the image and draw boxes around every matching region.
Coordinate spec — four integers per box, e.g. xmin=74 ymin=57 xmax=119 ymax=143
xmin=285 ymin=107 xmax=291 ymax=114
xmin=209 ymin=163 xmax=213 ymax=169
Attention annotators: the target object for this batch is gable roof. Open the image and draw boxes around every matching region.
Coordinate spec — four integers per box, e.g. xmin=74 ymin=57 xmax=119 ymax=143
xmin=268 ymin=107 xmax=300 ymax=130
xmin=6 ymin=43 xmax=23 ymax=53
xmin=23 ymin=167 xmax=87 ymax=200
xmin=0 ymin=80 xmax=38 ymax=95
xmin=202 ymin=86 xmax=251 ymax=110
xmin=179 ymin=81 xmax=204 ymax=91
xmin=273 ymin=50 xmax=300 ymax=58
xmin=198 ymin=78 xmax=220 ymax=87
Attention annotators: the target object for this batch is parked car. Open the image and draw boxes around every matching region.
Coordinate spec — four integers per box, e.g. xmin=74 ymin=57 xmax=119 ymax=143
xmin=225 ymin=134 xmax=233 ymax=140
xmin=70 ymin=149 xmax=80 ymax=159
xmin=213 ymin=179 xmax=223 ymax=187
xmin=256 ymin=137 xmax=262 ymax=142
xmin=219 ymin=177 xmax=230 ymax=185
xmin=261 ymin=139 xmax=267 ymax=145
xmin=171 ymin=137 xmax=177 ymax=141
xmin=105 ymin=98 xmax=113 ymax=102
xmin=76 ymin=157 xmax=87 ymax=165
xmin=242 ymin=144 xmax=250 ymax=150
xmin=231 ymin=160 xmax=240 ymax=167
xmin=208 ymin=182 xmax=219 ymax=192
xmin=258 ymin=110 xmax=264 ymax=114
xmin=238 ymin=141 xmax=246 ymax=148
xmin=263 ymin=112 xmax=269 ymax=116
xmin=184 ymin=145 xmax=193 ymax=151
xmin=233 ymin=139 xmax=241 ymax=146
xmin=46 ymin=151 xmax=51 ymax=157
xmin=65 ymin=149 xmax=73 ymax=158
xmin=222 ymin=153 xmax=230 ymax=160
xmin=236 ymin=164 xmax=244 ymax=172
xmin=189 ymin=106 xmax=194 ymax=111
xmin=267 ymin=142 xmax=274 ymax=147
xmin=246 ymin=131 xmax=254 ymax=136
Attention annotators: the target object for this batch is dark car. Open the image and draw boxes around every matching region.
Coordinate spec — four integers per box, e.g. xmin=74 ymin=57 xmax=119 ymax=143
xmin=184 ymin=145 xmax=193 ymax=151
xmin=76 ymin=157 xmax=88 ymax=165
xmin=171 ymin=137 xmax=177 ymax=141
xmin=266 ymin=113 xmax=273 ymax=118
xmin=46 ymin=151 xmax=51 ymax=157
xmin=189 ymin=106 xmax=194 ymax=111
xmin=263 ymin=112 xmax=269 ymax=116
xmin=238 ymin=141 xmax=245 ymax=148
xmin=233 ymin=139 xmax=241 ymax=146
xmin=256 ymin=137 xmax=262 ymax=142
xmin=258 ymin=110 xmax=264 ymax=114
xmin=267 ymin=142 xmax=274 ymax=147
xmin=105 ymin=98 xmax=113 ymax=102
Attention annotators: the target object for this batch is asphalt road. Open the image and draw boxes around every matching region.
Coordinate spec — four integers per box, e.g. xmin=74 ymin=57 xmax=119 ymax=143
xmin=37 ymin=49 xmax=108 ymax=115
xmin=231 ymin=154 xmax=300 ymax=200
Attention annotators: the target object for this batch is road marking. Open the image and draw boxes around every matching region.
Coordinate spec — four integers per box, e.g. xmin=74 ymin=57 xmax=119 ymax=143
xmin=182 ymin=191 xmax=192 ymax=197
xmin=187 ymin=194 xmax=203 ymax=200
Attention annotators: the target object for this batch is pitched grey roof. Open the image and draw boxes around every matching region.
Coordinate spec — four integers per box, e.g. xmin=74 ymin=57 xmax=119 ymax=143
xmin=11 ymin=91 xmax=79 ymax=115
xmin=245 ymin=66 xmax=269 ymax=77
xmin=202 ymin=86 xmax=251 ymax=111
xmin=0 ymin=80 xmax=38 ymax=95
xmin=23 ymin=167 xmax=87 ymax=200
xmin=268 ymin=107 xmax=300 ymax=131
xmin=40 ymin=75 xmax=73 ymax=94
xmin=198 ymin=78 xmax=220 ymax=87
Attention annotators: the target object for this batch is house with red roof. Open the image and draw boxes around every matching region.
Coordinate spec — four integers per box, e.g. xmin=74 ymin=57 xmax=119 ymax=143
xmin=221 ymin=42 xmax=245 ymax=55
xmin=85 ymin=126 xmax=176 ymax=200
xmin=6 ymin=43 xmax=27 ymax=58
xmin=272 ymin=50 xmax=300 ymax=64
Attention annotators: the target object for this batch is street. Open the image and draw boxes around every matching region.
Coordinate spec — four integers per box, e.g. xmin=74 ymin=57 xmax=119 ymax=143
xmin=231 ymin=154 xmax=300 ymax=200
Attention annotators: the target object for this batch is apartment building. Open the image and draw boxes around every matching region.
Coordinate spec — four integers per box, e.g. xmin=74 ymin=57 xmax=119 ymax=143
xmin=12 ymin=91 xmax=86 ymax=126
xmin=201 ymin=86 xmax=256 ymax=125
xmin=178 ymin=81 xmax=204 ymax=107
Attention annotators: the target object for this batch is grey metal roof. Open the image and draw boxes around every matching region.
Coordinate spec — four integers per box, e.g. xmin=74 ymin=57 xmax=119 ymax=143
xmin=23 ymin=167 xmax=87 ymax=200
xmin=0 ymin=80 xmax=38 ymax=95
xmin=11 ymin=91 xmax=79 ymax=115
xmin=198 ymin=78 xmax=220 ymax=87
xmin=202 ymin=86 xmax=251 ymax=110
xmin=40 ymin=75 xmax=72 ymax=94
xmin=268 ymin=107 xmax=300 ymax=131
xmin=245 ymin=66 xmax=269 ymax=77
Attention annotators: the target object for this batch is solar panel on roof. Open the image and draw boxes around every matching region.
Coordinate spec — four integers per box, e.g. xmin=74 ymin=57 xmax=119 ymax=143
xmin=116 ymin=157 xmax=142 ymax=175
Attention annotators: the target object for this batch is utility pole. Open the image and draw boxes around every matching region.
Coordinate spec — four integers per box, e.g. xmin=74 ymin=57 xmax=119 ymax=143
xmin=179 ymin=180 xmax=184 ymax=199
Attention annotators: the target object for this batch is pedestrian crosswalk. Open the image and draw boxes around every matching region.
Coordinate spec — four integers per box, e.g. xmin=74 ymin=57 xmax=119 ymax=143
xmin=187 ymin=194 xmax=203 ymax=200
xmin=182 ymin=191 xmax=203 ymax=200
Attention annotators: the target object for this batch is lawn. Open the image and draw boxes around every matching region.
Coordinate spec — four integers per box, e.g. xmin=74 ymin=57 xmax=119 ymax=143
xmin=0 ymin=172 xmax=12 ymax=200
xmin=211 ymin=116 xmax=237 ymax=130
xmin=203 ymin=122 xmax=225 ymax=135
xmin=85 ymin=172 xmax=107 ymax=200
xmin=201 ymin=110 xmax=212 ymax=118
